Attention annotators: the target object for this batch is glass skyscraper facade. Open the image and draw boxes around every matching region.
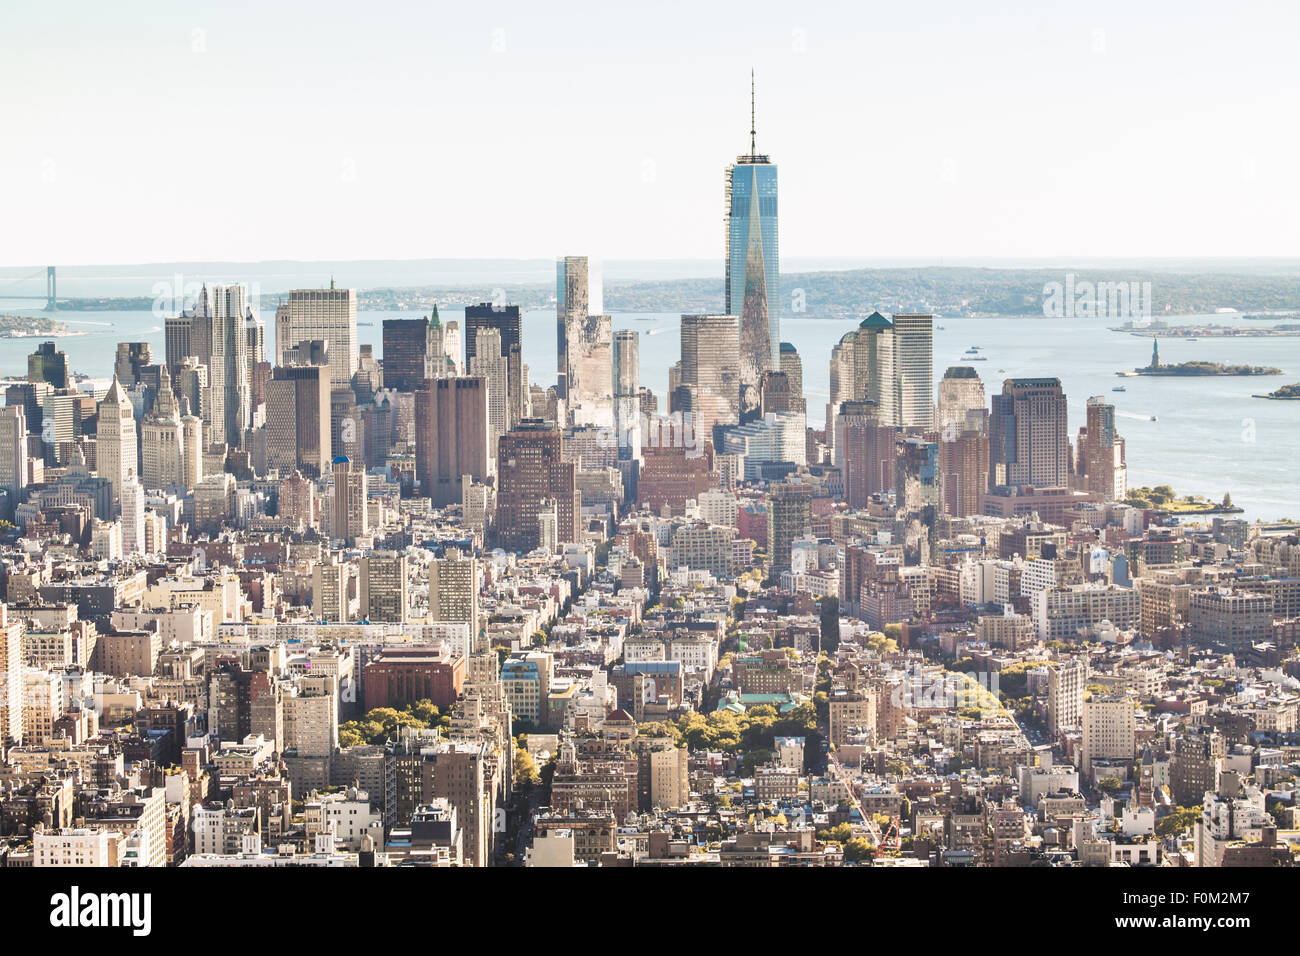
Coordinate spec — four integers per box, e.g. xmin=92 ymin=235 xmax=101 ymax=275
xmin=725 ymin=157 xmax=779 ymax=388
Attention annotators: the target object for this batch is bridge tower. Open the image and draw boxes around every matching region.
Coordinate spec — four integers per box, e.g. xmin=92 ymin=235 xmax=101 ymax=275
xmin=45 ymin=266 xmax=57 ymax=311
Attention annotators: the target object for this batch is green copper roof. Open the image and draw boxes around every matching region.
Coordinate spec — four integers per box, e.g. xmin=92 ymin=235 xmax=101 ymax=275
xmin=859 ymin=311 xmax=892 ymax=330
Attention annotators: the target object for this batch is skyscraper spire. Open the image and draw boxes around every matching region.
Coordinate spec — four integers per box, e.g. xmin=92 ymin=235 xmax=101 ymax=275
xmin=750 ymin=68 xmax=756 ymax=156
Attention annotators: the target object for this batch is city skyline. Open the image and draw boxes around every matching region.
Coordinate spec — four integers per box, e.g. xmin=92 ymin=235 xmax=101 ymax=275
xmin=0 ymin=0 xmax=1294 ymax=907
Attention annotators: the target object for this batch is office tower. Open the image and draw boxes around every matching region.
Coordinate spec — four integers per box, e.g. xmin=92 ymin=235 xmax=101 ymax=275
xmin=141 ymin=364 xmax=187 ymax=491
xmin=246 ymin=309 xmax=265 ymax=365
xmin=939 ymin=418 xmax=990 ymax=518
xmin=330 ymin=456 xmax=369 ymax=545
xmin=441 ymin=320 xmax=463 ymax=376
xmin=278 ymin=470 xmax=317 ymax=530
xmin=382 ymin=317 xmax=430 ymax=392
xmin=313 ymin=559 xmax=351 ymax=623
xmin=990 ymin=378 xmax=1070 ymax=489
xmin=0 ymin=405 xmax=28 ymax=514
xmin=495 ymin=419 xmax=580 ymax=553
xmin=469 ymin=328 xmax=510 ymax=456
xmin=892 ymin=314 xmax=934 ymax=428
xmin=724 ymin=75 xmax=779 ymax=388
xmin=114 ymin=342 xmax=153 ymax=385
xmin=1047 ymin=659 xmax=1085 ymax=736
xmin=359 ymin=397 xmax=392 ymax=469
xmin=837 ymin=401 xmax=896 ymax=509
xmin=679 ymin=314 xmax=741 ymax=440
xmin=27 ymin=341 xmax=68 ymax=388
xmin=189 ymin=284 xmax=252 ymax=448
xmin=466 ymin=302 xmax=525 ymax=426
xmin=5 ymin=382 xmax=44 ymax=438
xmin=164 ymin=314 xmax=192 ymax=376
xmin=556 ymin=256 xmax=601 ymax=400
xmin=612 ymin=329 xmax=641 ymax=462
xmin=331 ymin=388 xmax=364 ymax=463
xmin=1079 ymin=396 xmax=1128 ymax=500
xmin=174 ymin=357 xmax=208 ymax=423
xmin=850 ymin=312 xmax=896 ymax=425
xmin=353 ymin=343 xmax=381 ymax=400
xmin=415 ymin=377 xmax=492 ymax=507
xmin=181 ymin=404 xmax=204 ymax=491
xmin=568 ymin=311 xmax=613 ymax=426
xmin=266 ymin=363 xmax=332 ymax=477
xmin=96 ymin=376 xmax=136 ymax=514
xmin=826 ymin=333 xmax=856 ymax=464
xmin=275 ymin=285 xmax=359 ymax=388
xmin=612 ymin=329 xmax=639 ymax=399
xmin=778 ymin=342 xmax=805 ymax=413
xmin=120 ymin=475 xmax=145 ymax=556
xmin=937 ymin=366 xmax=986 ymax=437
xmin=430 ymin=547 xmax=480 ymax=635
xmin=360 ymin=551 xmax=408 ymax=622
xmin=0 ymin=606 xmax=21 ymax=745
xmin=425 ymin=307 xmax=457 ymax=381
xmin=768 ymin=483 xmax=812 ymax=575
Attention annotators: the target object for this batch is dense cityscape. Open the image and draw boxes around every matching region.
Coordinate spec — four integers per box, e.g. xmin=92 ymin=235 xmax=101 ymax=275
xmin=0 ymin=93 xmax=1297 ymax=887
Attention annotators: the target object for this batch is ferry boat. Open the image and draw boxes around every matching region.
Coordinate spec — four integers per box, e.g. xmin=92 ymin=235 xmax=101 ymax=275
xmin=1112 ymin=386 xmax=1126 ymax=392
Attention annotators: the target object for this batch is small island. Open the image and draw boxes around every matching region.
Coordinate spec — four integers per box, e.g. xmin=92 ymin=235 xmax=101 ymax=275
xmin=0 ymin=313 xmax=72 ymax=338
xmin=1123 ymin=339 xmax=1281 ymax=376
xmin=1254 ymin=384 xmax=1300 ymax=400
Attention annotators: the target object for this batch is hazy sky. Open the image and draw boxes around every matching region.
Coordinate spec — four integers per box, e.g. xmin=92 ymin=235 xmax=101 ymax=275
xmin=1 ymin=0 xmax=1295 ymax=266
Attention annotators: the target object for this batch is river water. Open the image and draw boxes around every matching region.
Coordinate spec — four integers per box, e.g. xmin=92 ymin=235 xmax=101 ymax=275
xmin=2 ymin=305 xmax=1296 ymax=523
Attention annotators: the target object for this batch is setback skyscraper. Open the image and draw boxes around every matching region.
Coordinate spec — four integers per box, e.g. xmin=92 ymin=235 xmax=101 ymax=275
xmin=990 ymin=378 xmax=1070 ymax=489
xmin=275 ymin=285 xmax=359 ymax=388
xmin=188 ymin=284 xmax=253 ymax=448
xmin=465 ymin=302 xmax=526 ymax=426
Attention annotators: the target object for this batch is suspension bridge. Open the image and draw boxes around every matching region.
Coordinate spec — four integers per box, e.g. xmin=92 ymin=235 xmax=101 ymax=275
xmin=0 ymin=267 xmax=62 ymax=310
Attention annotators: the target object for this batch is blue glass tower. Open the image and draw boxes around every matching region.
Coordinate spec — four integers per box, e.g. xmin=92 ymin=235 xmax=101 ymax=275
xmin=724 ymin=73 xmax=779 ymax=389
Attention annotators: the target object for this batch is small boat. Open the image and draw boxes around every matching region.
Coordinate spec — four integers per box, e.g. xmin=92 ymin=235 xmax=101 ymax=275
xmin=1112 ymin=386 xmax=1126 ymax=392
xmin=1150 ymin=415 xmax=1158 ymax=421
xmin=1187 ymin=337 xmax=1198 ymax=342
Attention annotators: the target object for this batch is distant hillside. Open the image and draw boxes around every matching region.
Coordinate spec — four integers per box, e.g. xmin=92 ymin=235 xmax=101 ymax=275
xmin=51 ymin=266 xmax=1300 ymax=318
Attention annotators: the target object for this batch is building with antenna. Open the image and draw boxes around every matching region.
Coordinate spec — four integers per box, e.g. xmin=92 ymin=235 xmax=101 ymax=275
xmin=725 ymin=71 xmax=780 ymax=391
